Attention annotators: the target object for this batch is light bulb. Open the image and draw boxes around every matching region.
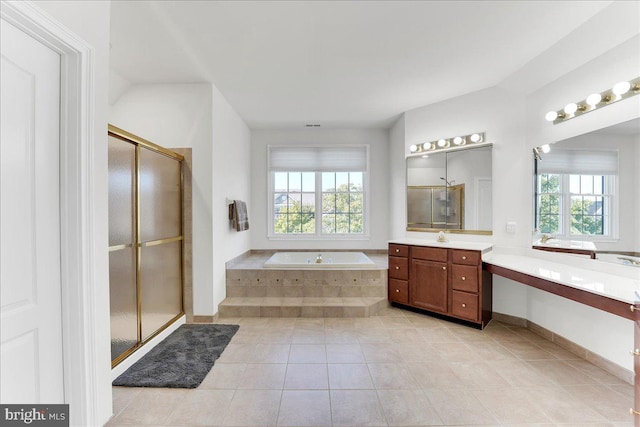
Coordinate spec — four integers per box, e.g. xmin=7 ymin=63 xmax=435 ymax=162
xmin=613 ymin=81 xmax=631 ymax=95
xmin=437 ymin=139 xmax=447 ymax=147
xmin=586 ymin=93 xmax=602 ymax=106
xmin=453 ymin=136 xmax=463 ymax=145
xmin=409 ymin=144 xmax=417 ymax=152
xmin=564 ymin=103 xmax=578 ymax=115
xmin=470 ymin=133 xmax=481 ymax=143
xmin=541 ymin=144 xmax=551 ymax=153
xmin=422 ymin=142 xmax=431 ymax=150
xmin=545 ymin=111 xmax=558 ymax=122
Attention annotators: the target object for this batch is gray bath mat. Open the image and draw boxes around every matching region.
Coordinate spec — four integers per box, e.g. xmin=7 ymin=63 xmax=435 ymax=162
xmin=113 ymin=324 xmax=239 ymax=388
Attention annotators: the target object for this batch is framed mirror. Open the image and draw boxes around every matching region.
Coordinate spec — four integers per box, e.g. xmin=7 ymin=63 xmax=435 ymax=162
xmin=406 ymin=145 xmax=492 ymax=234
xmin=533 ymin=117 xmax=639 ymax=265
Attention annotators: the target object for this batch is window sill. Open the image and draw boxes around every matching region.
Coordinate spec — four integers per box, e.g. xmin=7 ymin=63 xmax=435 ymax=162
xmin=268 ymin=234 xmax=371 ymax=241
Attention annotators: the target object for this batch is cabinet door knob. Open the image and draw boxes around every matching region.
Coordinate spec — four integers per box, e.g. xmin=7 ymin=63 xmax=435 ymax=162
xmin=631 ymin=305 xmax=638 ymax=312
xmin=395 ymin=266 xmax=400 ymax=270
xmin=462 ymin=256 xmax=467 ymax=260
xmin=631 ymin=349 xmax=640 ymax=356
xmin=461 ymin=276 xmax=466 ymax=281
xmin=395 ymin=249 xmax=400 ymax=253
xmin=461 ymin=303 xmax=467 ymax=308
xmin=395 ymin=289 xmax=400 ymax=293
xmin=442 ymin=266 xmax=446 ymax=270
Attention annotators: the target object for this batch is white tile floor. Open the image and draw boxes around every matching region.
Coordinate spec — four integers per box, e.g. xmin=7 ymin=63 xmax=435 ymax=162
xmin=108 ymin=307 xmax=633 ymax=426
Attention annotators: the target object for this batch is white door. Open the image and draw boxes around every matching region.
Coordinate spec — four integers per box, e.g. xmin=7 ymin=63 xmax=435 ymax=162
xmin=0 ymin=19 xmax=64 ymax=403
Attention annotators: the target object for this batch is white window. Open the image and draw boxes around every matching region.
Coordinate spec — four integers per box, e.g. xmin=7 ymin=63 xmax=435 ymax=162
xmin=536 ymin=148 xmax=617 ymax=240
xmin=268 ymin=145 xmax=369 ymax=238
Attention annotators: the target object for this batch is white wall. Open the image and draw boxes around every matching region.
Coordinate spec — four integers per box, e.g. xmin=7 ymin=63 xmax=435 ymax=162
xmin=211 ymin=85 xmax=252 ymax=311
xmin=389 ymin=116 xmax=406 ymax=240
xmin=250 ymin=128 xmax=390 ymax=250
xmin=30 ymin=0 xmax=113 ymax=424
xmin=108 ymin=70 xmax=131 ymax=106
xmin=401 ymin=86 xmax=527 ymax=247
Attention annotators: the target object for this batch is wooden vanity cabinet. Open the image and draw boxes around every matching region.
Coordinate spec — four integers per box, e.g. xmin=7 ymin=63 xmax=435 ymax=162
xmin=388 ymin=244 xmax=410 ymax=304
xmin=388 ymin=243 xmax=492 ymax=328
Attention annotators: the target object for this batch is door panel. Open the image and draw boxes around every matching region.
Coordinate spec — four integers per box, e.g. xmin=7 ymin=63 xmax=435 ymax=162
xmin=141 ymin=241 xmax=182 ymax=340
xmin=139 ymin=148 xmax=181 ymax=242
xmin=108 ymin=136 xmax=135 ymax=247
xmin=1 ymin=19 xmax=63 ymax=402
xmin=109 ymin=247 xmax=138 ymax=361
xmin=410 ymin=259 xmax=448 ymax=313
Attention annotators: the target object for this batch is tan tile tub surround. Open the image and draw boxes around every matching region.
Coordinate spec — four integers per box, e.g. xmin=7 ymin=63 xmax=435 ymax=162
xmin=219 ymin=251 xmax=389 ymax=317
xmin=171 ymin=148 xmax=193 ymax=323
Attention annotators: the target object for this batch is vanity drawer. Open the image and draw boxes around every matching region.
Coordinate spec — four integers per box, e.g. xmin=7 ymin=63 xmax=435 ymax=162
xmin=412 ymin=246 xmax=448 ymax=262
xmin=451 ymin=249 xmax=480 ymax=266
xmin=451 ymin=265 xmax=479 ymax=293
xmin=451 ymin=291 xmax=479 ymax=322
xmin=389 ymin=256 xmax=409 ymax=280
xmin=389 ymin=244 xmax=409 ymax=258
xmin=388 ymin=279 xmax=409 ymax=304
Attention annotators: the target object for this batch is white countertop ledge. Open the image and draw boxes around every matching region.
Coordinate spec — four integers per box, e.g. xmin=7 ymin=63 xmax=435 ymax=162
xmin=389 ymin=238 xmax=493 ymax=252
xmin=483 ymin=252 xmax=640 ymax=304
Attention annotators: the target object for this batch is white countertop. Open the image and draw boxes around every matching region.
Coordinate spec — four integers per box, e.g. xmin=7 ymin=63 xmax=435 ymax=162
xmin=389 ymin=238 xmax=493 ymax=252
xmin=483 ymin=251 xmax=640 ymax=304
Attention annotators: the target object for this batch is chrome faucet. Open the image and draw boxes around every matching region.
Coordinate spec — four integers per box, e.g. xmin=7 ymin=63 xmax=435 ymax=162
xmin=315 ymin=254 xmax=323 ymax=263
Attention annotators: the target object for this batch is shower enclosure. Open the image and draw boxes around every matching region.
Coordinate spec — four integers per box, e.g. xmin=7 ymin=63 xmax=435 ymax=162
xmin=108 ymin=125 xmax=184 ymax=367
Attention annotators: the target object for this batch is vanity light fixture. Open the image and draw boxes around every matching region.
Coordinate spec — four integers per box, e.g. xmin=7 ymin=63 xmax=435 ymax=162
xmin=408 ymin=132 xmax=486 ymax=154
xmin=545 ymin=77 xmax=640 ymax=124
xmin=540 ymin=144 xmax=551 ymax=153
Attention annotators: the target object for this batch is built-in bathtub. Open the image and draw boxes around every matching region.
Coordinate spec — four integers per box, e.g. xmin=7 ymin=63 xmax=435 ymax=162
xmin=597 ymin=253 xmax=640 ymax=267
xmin=263 ymin=251 xmax=377 ymax=268
xmin=220 ymin=250 xmax=387 ymax=317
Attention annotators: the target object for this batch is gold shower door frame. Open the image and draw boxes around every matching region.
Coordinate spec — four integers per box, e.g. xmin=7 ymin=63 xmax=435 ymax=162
xmin=108 ymin=124 xmax=185 ymax=368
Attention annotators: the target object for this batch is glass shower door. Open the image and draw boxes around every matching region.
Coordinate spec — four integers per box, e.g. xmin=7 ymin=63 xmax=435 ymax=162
xmin=108 ymin=136 xmax=138 ymax=362
xmin=108 ymin=125 xmax=184 ymax=366
xmin=139 ymin=148 xmax=183 ymax=341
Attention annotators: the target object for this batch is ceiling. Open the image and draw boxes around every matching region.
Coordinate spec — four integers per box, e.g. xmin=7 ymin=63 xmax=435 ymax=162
xmin=110 ymin=1 xmax=612 ymax=129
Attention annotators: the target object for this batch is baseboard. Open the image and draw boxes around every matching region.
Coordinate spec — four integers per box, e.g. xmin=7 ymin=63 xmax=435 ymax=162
xmin=111 ymin=315 xmax=186 ymax=380
xmin=192 ymin=315 xmax=217 ymax=323
xmin=493 ymin=312 xmax=633 ymax=384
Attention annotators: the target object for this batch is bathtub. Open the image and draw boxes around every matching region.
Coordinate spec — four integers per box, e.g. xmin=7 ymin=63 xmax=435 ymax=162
xmin=596 ymin=253 xmax=640 ymax=267
xmin=264 ymin=251 xmax=377 ymax=269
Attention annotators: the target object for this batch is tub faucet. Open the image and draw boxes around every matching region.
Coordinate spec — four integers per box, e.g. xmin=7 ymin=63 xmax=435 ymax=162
xmin=540 ymin=234 xmax=554 ymax=243
xmin=316 ymin=254 xmax=323 ymax=263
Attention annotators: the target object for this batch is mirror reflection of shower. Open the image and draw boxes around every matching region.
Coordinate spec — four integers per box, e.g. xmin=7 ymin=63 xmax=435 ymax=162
xmin=440 ymin=177 xmax=455 ymax=186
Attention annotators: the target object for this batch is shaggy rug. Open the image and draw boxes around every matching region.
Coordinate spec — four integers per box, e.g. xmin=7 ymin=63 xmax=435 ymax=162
xmin=113 ymin=324 xmax=239 ymax=388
